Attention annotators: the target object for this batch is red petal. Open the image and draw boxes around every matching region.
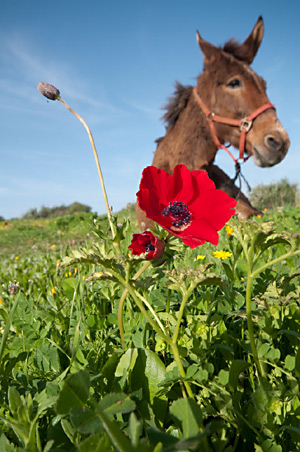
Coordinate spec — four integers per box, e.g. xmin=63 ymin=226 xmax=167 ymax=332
xmin=167 ymin=165 xmax=195 ymax=203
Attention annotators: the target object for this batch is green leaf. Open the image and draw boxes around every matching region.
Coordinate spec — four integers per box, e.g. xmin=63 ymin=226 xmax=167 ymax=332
xmin=70 ymin=407 xmax=103 ymax=434
xmin=114 ymin=348 xmax=138 ymax=390
xmin=96 ymin=406 xmax=135 ymax=452
xmin=98 ymin=393 xmax=135 ymax=417
xmin=260 ymin=438 xmax=283 ymax=451
xmin=78 ymin=433 xmax=110 ymax=452
xmin=56 ymin=370 xmax=90 ymax=415
xmin=229 ymin=360 xmax=250 ymax=392
xmin=0 ymin=433 xmax=17 ymax=452
xmin=218 ymin=369 xmax=229 ymax=386
xmin=62 ymin=277 xmax=78 ymax=300
xmin=170 ymin=397 xmax=202 ymax=438
xmin=8 ymin=387 xmax=23 ymax=415
xmin=285 ymin=355 xmax=295 ymax=371
xmin=115 ymin=348 xmax=138 ymax=378
xmin=61 ymin=418 xmax=75 ymax=443
xmin=131 ymin=348 xmax=166 ymax=403
xmin=295 ymin=347 xmax=300 ymax=377
xmin=222 ymin=262 xmax=234 ymax=281
xmin=258 ymin=343 xmax=270 ymax=358
xmin=35 ymin=343 xmax=60 ymax=373
xmin=128 ymin=412 xmax=141 ymax=448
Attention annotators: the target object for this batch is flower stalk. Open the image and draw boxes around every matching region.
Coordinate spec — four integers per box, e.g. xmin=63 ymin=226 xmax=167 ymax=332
xmin=37 ymin=82 xmax=117 ymax=247
xmin=57 ymin=97 xmax=116 ymax=241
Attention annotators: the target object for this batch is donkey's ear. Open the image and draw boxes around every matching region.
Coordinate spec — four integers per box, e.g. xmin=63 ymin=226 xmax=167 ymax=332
xmin=196 ymin=31 xmax=220 ymax=64
xmin=237 ymin=16 xmax=264 ymax=64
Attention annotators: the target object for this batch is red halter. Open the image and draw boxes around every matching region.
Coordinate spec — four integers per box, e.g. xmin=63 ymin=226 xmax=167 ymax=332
xmin=193 ymin=86 xmax=275 ymax=164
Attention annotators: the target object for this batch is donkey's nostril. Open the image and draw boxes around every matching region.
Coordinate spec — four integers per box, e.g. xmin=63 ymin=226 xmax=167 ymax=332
xmin=265 ymin=134 xmax=282 ymax=152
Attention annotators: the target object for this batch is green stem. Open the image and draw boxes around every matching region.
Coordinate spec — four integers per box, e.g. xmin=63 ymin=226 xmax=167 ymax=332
xmin=118 ymin=261 xmax=152 ymax=345
xmin=251 ymin=247 xmax=300 ymax=280
xmin=113 ymin=271 xmax=197 ymax=401
xmin=58 ymin=97 xmax=118 ymax=248
xmin=245 ymin=274 xmax=265 ymax=379
xmin=113 ymin=272 xmax=210 ymax=451
xmin=244 ymin=235 xmax=265 ymax=380
xmin=135 ymin=292 xmax=167 ymax=335
xmin=0 ymin=294 xmax=21 ymax=372
xmin=172 ymin=284 xmax=195 ymax=344
xmin=165 ymin=289 xmax=171 ymax=313
xmin=113 ymin=271 xmax=170 ymax=343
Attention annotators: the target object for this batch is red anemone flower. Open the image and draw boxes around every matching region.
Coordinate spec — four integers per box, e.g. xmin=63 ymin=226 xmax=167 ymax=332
xmin=137 ymin=164 xmax=236 ymax=249
xmin=128 ymin=231 xmax=165 ymax=260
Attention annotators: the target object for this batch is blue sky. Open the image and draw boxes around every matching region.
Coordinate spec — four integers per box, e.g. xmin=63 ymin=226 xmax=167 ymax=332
xmin=1 ymin=0 xmax=299 ymax=219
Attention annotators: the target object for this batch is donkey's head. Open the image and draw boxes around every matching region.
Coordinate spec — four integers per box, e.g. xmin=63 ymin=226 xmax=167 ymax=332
xmin=195 ymin=16 xmax=290 ymax=167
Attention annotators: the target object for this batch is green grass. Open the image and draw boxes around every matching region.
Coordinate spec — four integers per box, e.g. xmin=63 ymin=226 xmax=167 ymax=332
xmin=0 ymin=205 xmax=299 ymax=451
xmin=0 ymin=204 xmax=137 ymax=258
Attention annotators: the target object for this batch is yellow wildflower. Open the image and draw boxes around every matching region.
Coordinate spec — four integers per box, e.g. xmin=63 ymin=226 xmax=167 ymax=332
xmin=50 ymin=244 xmax=56 ymax=249
xmin=56 ymin=260 xmax=61 ymax=266
xmin=15 ymin=256 xmax=19 ymax=260
xmin=65 ymin=273 xmax=69 ymax=278
xmin=0 ymin=298 xmax=3 ymax=304
xmin=195 ymin=255 xmax=205 ymax=261
xmin=82 ymin=276 xmax=85 ymax=280
xmin=257 ymin=215 xmax=261 ymax=219
xmin=263 ymin=208 xmax=268 ymax=212
xmin=51 ymin=288 xmax=56 ymax=294
xmin=213 ymin=250 xmax=232 ymax=260
xmin=226 ymin=225 xmax=233 ymax=236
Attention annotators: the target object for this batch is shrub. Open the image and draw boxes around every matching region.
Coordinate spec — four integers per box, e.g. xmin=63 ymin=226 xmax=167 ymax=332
xmin=249 ymin=178 xmax=299 ymax=211
xmin=22 ymin=202 xmax=92 ymax=219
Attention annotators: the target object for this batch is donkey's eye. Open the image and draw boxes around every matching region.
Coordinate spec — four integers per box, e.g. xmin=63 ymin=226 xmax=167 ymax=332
xmin=227 ymin=78 xmax=242 ymax=89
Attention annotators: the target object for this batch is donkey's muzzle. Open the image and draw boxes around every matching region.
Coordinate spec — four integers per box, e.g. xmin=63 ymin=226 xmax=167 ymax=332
xmin=254 ymin=132 xmax=290 ymax=167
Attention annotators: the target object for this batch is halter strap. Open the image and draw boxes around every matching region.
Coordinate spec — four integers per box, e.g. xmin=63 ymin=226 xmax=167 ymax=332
xmin=193 ymin=86 xmax=275 ymax=164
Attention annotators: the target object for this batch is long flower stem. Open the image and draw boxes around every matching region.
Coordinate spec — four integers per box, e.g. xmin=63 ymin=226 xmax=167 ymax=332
xmin=57 ymin=97 xmax=117 ymax=244
xmin=172 ymin=284 xmax=195 ymax=344
xmin=118 ymin=261 xmax=152 ymax=345
xmin=113 ymin=271 xmax=170 ymax=343
xmin=113 ymin=270 xmax=197 ymax=402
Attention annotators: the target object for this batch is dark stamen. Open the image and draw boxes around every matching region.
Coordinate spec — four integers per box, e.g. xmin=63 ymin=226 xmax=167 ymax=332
xmin=145 ymin=242 xmax=155 ymax=252
xmin=162 ymin=201 xmax=191 ymax=228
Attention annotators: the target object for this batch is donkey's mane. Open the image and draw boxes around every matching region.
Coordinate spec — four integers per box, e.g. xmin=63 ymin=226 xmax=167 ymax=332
xmin=160 ymin=38 xmax=250 ymax=133
xmin=162 ymin=82 xmax=193 ymax=130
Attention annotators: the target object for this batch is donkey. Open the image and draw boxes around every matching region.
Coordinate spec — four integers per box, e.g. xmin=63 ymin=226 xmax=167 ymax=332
xmin=137 ymin=16 xmax=290 ymax=230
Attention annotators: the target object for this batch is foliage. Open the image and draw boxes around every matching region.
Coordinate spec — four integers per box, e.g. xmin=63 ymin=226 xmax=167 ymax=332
xmin=249 ymin=178 xmax=299 ymax=211
xmin=0 ymin=206 xmax=299 ymax=451
xmin=22 ymin=202 xmax=92 ymax=220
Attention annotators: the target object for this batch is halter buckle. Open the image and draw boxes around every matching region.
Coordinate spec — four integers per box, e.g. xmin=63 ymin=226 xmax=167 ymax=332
xmin=240 ymin=118 xmax=252 ymax=132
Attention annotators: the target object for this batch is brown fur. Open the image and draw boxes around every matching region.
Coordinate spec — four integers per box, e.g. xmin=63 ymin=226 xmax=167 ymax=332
xmin=137 ymin=17 xmax=290 ymax=230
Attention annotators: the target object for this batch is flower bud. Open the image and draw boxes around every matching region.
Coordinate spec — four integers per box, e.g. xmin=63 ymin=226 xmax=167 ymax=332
xmin=128 ymin=231 xmax=165 ymax=260
xmin=37 ymin=82 xmax=60 ymax=100
xmin=8 ymin=282 xmax=18 ymax=295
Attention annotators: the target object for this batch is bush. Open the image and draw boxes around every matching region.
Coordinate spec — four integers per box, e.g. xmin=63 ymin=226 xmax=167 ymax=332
xmin=22 ymin=202 xmax=92 ymax=219
xmin=249 ymin=178 xmax=299 ymax=211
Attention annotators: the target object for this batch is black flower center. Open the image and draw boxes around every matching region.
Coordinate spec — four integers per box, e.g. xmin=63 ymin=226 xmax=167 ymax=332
xmin=162 ymin=201 xmax=192 ymax=228
xmin=145 ymin=242 xmax=155 ymax=252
